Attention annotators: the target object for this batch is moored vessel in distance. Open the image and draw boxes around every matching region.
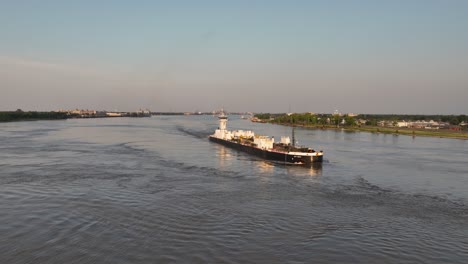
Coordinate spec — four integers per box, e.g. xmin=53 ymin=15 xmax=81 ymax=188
xmin=209 ymin=111 xmax=323 ymax=165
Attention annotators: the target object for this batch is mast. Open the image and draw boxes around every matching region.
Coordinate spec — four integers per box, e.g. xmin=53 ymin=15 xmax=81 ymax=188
xmin=289 ymin=104 xmax=295 ymax=147
xmin=292 ymin=126 xmax=295 ymax=147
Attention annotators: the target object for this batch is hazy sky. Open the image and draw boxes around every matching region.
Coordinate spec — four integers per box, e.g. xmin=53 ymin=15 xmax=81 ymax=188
xmin=1 ymin=0 xmax=467 ymax=114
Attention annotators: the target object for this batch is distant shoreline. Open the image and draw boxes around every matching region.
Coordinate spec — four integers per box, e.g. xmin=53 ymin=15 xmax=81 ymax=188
xmin=0 ymin=110 xmax=152 ymax=123
xmin=2 ymin=112 xmax=466 ymax=140
xmin=271 ymin=122 xmax=468 ymax=140
xmin=0 ymin=111 xmax=68 ymax=123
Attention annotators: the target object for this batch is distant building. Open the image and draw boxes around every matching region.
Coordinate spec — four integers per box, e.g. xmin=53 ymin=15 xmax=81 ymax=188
xmin=357 ymin=119 xmax=367 ymax=125
xmin=106 ymin=112 xmax=122 ymax=117
xmin=396 ymin=121 xmax=409 ymax=128
xmin=406 ymin=120 xmax=451 ymax=129
xmin=60 ymin=109 xmax=97 ymax=116
xmin=377 ymin=120 xmax=390 ymax=127
xmin=333 ymin=110 xmax=342 ymax=116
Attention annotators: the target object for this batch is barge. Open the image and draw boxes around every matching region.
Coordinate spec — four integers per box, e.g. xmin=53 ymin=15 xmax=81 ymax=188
xmin=209 ymin=111 xmax=323 ymax=165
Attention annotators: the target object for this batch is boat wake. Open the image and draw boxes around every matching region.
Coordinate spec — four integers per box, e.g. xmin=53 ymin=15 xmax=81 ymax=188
xmin=321 ymin=175 xmax=468 ymax=222
xmin=175 ymin=125 xmax=212 ymax=139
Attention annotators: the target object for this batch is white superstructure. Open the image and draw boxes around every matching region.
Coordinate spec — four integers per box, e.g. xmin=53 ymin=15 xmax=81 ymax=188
xmin=213 ymin=111 xmax=233 ymax=140
xmin=280 ymin=136 xmax=291 ymax=145
xmin=253 ymin=136 xmax=274 ymax=149
xmin=212 ymin=111 xmax=260 ymax=142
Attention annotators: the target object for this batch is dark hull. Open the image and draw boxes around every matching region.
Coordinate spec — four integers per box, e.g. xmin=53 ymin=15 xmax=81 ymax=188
xmin=209 ymin=136 xmax=323 ymax=165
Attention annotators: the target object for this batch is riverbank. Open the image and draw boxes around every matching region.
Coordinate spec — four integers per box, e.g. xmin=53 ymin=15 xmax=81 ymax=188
xmin=0 ymin=111 xmax=152 ymax=123
xmin=272 ymin=122 xmax=468 ymax=140
xmin=0 ymin=111 xmax=68 ymax=122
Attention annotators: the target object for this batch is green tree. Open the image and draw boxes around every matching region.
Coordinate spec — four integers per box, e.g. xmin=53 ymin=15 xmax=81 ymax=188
xmin=343 ymin=115 xmax=356 ymax=126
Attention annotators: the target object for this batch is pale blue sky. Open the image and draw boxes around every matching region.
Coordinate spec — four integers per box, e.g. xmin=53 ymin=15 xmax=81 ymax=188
xmin=1 ymin=0 xmax=467 ymax=113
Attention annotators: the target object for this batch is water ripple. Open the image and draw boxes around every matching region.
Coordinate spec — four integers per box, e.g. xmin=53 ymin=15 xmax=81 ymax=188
xmin=1 ymin=117 xmax=468 ymax=263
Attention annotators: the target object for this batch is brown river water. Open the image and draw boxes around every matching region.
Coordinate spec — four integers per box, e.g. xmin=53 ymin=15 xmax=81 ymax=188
xmin=1 ymin=116 xmax=467 ymax=263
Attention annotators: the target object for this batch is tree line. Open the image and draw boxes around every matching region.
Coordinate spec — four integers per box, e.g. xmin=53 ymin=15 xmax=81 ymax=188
xmin=358 ymin=114 xmax=467 ymax=126
xmin=0 ymin=110 xmax=68 ymax=122
xmin=254 ymin=113 xmax=468 ymax=127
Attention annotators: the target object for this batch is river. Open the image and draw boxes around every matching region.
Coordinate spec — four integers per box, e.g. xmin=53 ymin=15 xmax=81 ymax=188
xmin=1 ymin=116 xmax=467 ymax=263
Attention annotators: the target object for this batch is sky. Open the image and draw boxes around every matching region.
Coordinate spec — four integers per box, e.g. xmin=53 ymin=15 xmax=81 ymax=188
xmin=1 ymin=0 xmax=467 ymax=114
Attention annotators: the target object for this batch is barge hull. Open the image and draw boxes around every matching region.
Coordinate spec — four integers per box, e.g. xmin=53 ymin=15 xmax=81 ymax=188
xmin=209 ymin=136 xmax=323 ymax=164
